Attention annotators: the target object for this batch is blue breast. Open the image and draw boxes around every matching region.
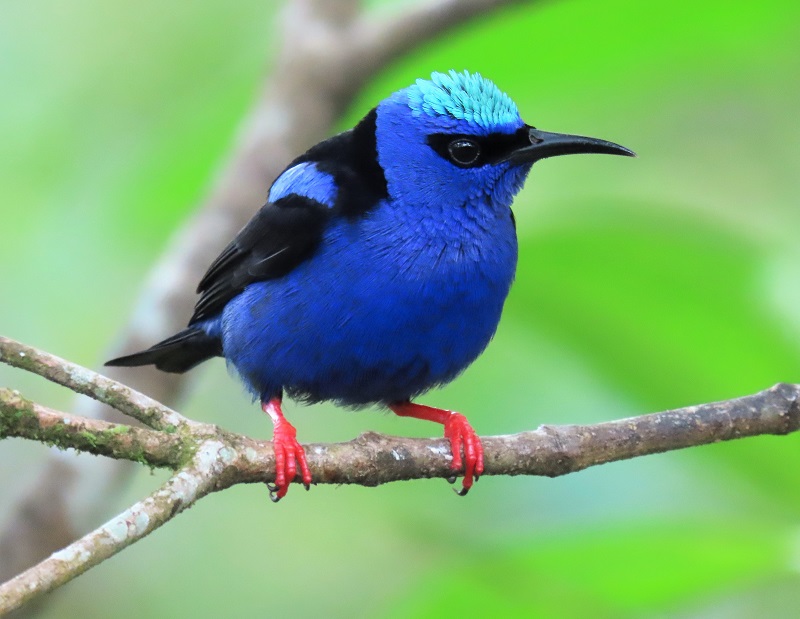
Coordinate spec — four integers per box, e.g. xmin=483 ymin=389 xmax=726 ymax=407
xmin=220 ymin=193 xmax=518 ymax=406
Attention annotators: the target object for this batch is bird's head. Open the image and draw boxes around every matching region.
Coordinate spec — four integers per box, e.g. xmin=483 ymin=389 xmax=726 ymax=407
xmin=375 ymin=70 xmax=633 ymax=211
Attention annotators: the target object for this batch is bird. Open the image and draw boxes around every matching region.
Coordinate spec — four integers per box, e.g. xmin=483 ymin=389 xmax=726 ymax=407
xmin=107 ymin=70 xmax=634 ymax=500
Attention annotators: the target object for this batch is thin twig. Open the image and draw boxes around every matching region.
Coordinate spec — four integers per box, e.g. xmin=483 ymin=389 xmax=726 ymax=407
xmin=0 ymin=443 xmax=225 ymax=615
xmin=0 ymin=336 xmax=189 ymax=432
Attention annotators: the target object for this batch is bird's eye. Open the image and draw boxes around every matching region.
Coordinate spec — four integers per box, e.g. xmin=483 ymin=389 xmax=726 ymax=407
xmin=447 ymin=139 xmax=481 ymax=166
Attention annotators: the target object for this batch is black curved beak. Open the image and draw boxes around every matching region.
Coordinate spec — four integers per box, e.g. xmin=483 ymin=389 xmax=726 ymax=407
xmin=506 ymin=126 xmax=635 ymax=164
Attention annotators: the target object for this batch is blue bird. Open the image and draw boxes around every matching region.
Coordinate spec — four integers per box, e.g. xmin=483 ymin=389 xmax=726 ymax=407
xmin=107 ymin=71 xmax=633 ymax=500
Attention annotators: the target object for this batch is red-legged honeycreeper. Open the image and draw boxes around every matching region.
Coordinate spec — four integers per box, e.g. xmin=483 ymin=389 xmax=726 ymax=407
xmin=107 ymin=70 xmax=634 ymax=500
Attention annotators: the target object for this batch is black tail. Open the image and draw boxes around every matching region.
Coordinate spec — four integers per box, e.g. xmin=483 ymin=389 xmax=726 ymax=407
xmin=105 ymin=327 xmax=222 ymax=374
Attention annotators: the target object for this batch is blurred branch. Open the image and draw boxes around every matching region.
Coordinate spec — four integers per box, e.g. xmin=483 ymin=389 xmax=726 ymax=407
xmin=353 ymin=0 xmax=529 ymax=75
xmin=2 ymin=335 xmax=799 ymax=614
xmin=0 ymin=0 xmax=536 ymax=598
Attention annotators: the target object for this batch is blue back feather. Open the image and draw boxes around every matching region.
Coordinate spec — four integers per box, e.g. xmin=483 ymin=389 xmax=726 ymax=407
xmin=269 ymin=161 xmax=337 ymax=207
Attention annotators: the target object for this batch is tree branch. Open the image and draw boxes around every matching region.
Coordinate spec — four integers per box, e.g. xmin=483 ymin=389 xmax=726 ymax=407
xmin=2 ymin=335 xmax=800 ymax=614
xmin=3 ymin=342 xmax=799 ymax=484
xmin=0 ymin=388 xmax=185 ymax=469
xmin=0 ymin=336 xmax=188 ymax=432
xmin=0 ymin=446 xmax=223 ymax=614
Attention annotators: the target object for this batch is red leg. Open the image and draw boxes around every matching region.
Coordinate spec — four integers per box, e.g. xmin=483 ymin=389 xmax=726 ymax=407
xmin=389 ymin=402 xmax=484 ymax=495
xmin=262 ymin=397 xmax=312 ymax=502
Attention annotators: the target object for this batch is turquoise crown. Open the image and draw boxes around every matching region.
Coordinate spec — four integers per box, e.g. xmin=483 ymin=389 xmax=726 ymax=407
xmin=407 ymin=70 xmax=520 ymax=131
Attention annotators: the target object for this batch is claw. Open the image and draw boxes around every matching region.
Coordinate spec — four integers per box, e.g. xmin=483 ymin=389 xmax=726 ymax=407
xmin=444 ymin=412 xmax=483 ymax=495
xmin=270 ymin=427 xmax=308 ymax=500
xmin=454 ymin=486 xmax=470 ymax=497
xmin=446 ymin=475 xmax=457 ymax=485
xmin=390 ymin=402 xmax=484 ymax=496
xmin=262 ymin=398 xmax=313 ymax=501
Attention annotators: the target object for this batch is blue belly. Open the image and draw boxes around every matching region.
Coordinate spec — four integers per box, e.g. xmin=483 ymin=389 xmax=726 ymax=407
xmin=220 ymin=205 xmax=517 ymax=405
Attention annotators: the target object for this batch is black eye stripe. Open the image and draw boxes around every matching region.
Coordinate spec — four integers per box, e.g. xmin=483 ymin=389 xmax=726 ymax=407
xmin=427 ymin=128 xmax=531 ymax=168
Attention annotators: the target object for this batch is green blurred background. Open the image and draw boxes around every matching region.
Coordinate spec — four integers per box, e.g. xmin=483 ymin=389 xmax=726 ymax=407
xmin=2 ymin=0 xmax=800 ymax=617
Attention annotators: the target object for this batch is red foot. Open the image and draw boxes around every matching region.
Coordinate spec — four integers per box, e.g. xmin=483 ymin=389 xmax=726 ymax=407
xmin=262 ymin=398 xmax=312 ymax=502
xmin=390 ymin=402 xmax=484 ymax=495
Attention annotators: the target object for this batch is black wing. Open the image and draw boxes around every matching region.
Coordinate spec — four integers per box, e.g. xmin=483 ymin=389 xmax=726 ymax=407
xmin=190 ymin=194 xmax=330 ymax=324
xmin=189 ymin=107 xmax=388 ymax=325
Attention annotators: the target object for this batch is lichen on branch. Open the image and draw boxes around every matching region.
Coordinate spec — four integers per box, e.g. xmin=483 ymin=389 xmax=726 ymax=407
xmin=0 ymin=387 xmax=186 ymax=469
